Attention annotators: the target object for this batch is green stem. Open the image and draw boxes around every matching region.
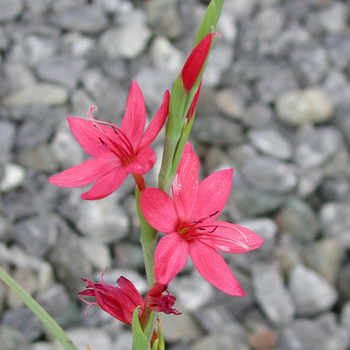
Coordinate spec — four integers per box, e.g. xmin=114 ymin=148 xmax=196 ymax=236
xmin=158 ymin=136 xmax=179 ymax=193
xmin=136 ymin=187 xmax=158 ymax=287
xmin=0 ymin=267 xmax=79 ymax=350
xmin=135 ymin=187 xmax=159 ymax=343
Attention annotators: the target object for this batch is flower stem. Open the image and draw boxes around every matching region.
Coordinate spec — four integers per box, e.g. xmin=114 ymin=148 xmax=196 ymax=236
xmin=135 ymin=187 xmax=159 ymax=339
xmin=0 ymin=267 xmax=79 ymax=350
xmin=133 ymin=174 xmax=146 ymax=191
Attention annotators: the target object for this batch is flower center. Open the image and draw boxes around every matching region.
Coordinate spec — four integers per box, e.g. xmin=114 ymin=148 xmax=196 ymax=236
xmin=88 ymin=107 xmax=135 ymax=165
xmin=177 ymin=210 xmax=219 ymax=239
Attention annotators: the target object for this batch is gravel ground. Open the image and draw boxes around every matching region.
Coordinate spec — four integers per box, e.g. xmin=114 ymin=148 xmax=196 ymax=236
xmin=1 ymin=0 xmax=350 ymax=349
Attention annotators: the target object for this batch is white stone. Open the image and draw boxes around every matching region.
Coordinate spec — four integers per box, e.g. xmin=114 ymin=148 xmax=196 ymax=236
xmin=0 ymin=163 xmax=26 ymax=192
xmin=2 ymin=83 xmax=69 ymax=106
xmin=100 ymin=22 xmax=152 ymax=59
xmin=276 ymin=88 xmax=334 ymax=125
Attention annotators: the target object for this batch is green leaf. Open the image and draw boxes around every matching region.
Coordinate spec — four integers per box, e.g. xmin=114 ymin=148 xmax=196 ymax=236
xmin=132 ymin=306 xmax=150 ymax=350
xmin=0 ymin=267 xmax=79 ymax=350
xmin=195 ymin=0 xmax=224 ymax=45
xmin=151 ymin=339 xmax=159 ymax=350
xmin=156 ymin=320 xmax=165 ymax=350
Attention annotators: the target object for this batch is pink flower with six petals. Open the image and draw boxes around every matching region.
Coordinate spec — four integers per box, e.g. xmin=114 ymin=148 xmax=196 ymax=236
xmin=49 ymin=80 xmax=169 ymax=199
xmin=140 ymin=143 xmax=264 ymax=296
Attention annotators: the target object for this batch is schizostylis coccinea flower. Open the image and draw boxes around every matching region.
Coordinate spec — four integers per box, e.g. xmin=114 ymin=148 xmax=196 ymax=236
xmin=79 ymin=269 xmax=180 ymax=325
xmin=141 ymin=143 xmax=264 ymax=296
xmin=49 ymin=80 xmax=170 ymax=199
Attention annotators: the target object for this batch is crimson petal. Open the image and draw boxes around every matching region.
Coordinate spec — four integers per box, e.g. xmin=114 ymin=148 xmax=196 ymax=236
xmin=81 ymin=166 xmax=128 ymax=200
xmin=189 ymin=240 xmax=245 ymax=296
xmin=140 ymin=188 xmax=178 ymax=233
xmin=155 ymin=233 xmax=189 ymax=284
xmin=120 ymin=80 xmax=146 ymax=148
xmin=49 ymin=157 xmax=119 ymax=188
xmin=191 ymin=168 xmax=233 ymax=222
xmin=172 ymin=143 xmax=199 ymax=222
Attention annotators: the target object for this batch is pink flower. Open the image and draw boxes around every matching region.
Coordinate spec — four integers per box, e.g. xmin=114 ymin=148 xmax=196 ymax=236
xmin=181 ymin=33 xmax=215 ymax=92
xmin=49 ymin=80 xmax=170 ymax=199
xmin=140 ymin=143 xmax=264 ymax=296
xmin=79 ymin=270 xmax=180 ymax=324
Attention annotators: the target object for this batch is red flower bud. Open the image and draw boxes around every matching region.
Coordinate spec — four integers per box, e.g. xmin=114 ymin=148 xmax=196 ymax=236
xmin=181 ymin=33 xmax=214 ymax=92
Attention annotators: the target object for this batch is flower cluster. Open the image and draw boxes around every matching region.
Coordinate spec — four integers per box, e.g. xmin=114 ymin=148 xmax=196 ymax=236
xmin=50 ymin=29 xmax=264 ymax=334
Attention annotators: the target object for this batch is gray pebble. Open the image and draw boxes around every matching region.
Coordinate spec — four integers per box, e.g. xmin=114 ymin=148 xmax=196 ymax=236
xmin=341 ymin=301 xmax=350 ymax=333
xmin=0 ymin=120 xmax=16 ymax=164
xmin=255 ymin=65 xmax=298 ymax=103
xmin=276 ymin=197 xmax=319 ymax=242
xmin=290 ymin=47 xmax=329 ymax=85
xmin=2 ymin=308 xmax=44 ymax=342
xmin=240 ymin=156 xmax=297 ymax=194
xmin=289 ymin=265 xmax=338 ymax=316
xmin=10 ymin=214 xmax=59 ymax=257
xmin=318 ymin=2 xmax=349 ymax=34
xmin=172 ymin=271 xmax=215 ymax=311
xmin=0 ymin=0 xmax=23 ymax=22
xmin=326 ymin=32 xmax=350 ymax=69
xmin=145 ymin=0 xmax=182 ymax=39
xmin=16 ymin=143 xmax=59 ymax=172
xmin=8 ymin=36 xmax=58 ymax=67
xmin=319 ymin=202 xmax=350 ymax=248
xmin=254 ymin=6 xmax=286 ymax=41
xmin=323 ymin=70 xmax=350 ymax=107
xmin=192 ymin=115 xmax=245 ymax=146
xmin=36 ymin=56 xmax=87 ymax=90
xmin=100 ymin=23 xmax=151 ymax=59
xmin=2 ymin=83 xmax=69 ymax=107
xmin=81 ymin=69 xmax=128 ymax=123
xmin=49 ymin=5 xmax=108 ymax=33
xmin=279 ymin=317 xmax=348 ymax=350
xmin=252 ymin=263 xmax=295 ymax=326
xmin=15 ymin=107 xmax=63 ymax=149
xmin=303 ymin=239 xmax=345 ymax=285
xmin=248 ymin=128 xmax=292 ymax=160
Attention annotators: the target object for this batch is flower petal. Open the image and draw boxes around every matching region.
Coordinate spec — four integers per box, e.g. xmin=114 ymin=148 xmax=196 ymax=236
xmin=67 ymin=117 xmax=115 ymax=158
xmin=197 ymin=221 xmax=264 ymax=253
xmin=116 ymin=277 xmax=145 ymax=320
xmin=81 ymin=166 xmax=128 ymax=200
xmin=125 ymin=147 xmax=156 ymax=175
xmin=192 ymin=168 xmax=233 ymax=222
xmin=155 ymin=233 xmax=189 ymax=284
xmin=120 ymin=80 xmax=146 ymax=148
xmin=49 ymin=158 xmax=119 ymax=188
xmin=140 ymin=188 xmax=178 ymax=233
xmin=80 ymin=281 xmax=128 ymax=323
xmin=138 ymin=90 xmax=170 ymax=150
xmin=172 ymin=143 xmax=199 ymax=222
xmin=189 ymin=240 xmax=245 ymax=296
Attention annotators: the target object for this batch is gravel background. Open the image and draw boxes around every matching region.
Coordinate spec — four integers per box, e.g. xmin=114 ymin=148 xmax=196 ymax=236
xmin=1 ymin=0 xmax=350 ymax=349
